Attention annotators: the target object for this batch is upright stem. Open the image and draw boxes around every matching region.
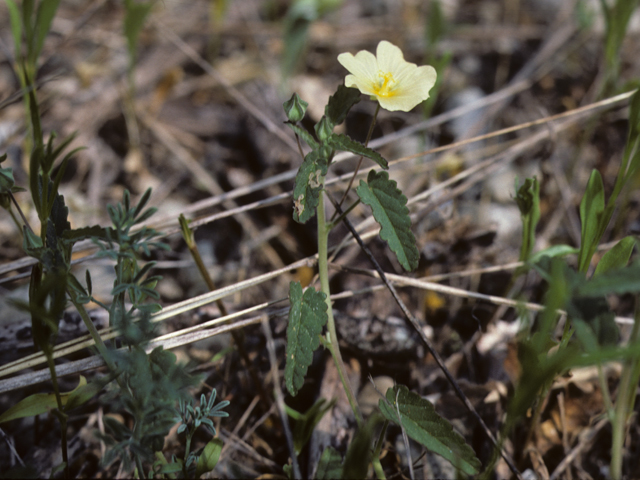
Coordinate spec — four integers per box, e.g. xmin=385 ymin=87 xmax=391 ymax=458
xmin=611 ymin=296 xmax=640 ymax=480
xmin=45 ymin=352 xmax=69 ymax=479
xmin=317 ymin=189 xmax=363 ymax=428
xmin=336 ymin=103 xmax=381 ymax=210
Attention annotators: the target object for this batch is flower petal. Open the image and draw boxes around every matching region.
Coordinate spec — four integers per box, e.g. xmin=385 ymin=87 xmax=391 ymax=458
xmin=338 ymin=50 xmax=379 ymax=90
xmin=376 ymin=40 xmax=409 ymax=77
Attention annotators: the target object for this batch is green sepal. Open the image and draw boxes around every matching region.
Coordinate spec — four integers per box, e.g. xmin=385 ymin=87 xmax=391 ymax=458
xmin=285 ymin=281 xmax=327 ymax=396
xmin=314 ymin=115 xmax=333 ymax=143
xmin=283 ymin=92 xmax=308 ymax=123
xmin=356 ymin=170 xmax=419 ymax=271
xmin=379 ymin=385 xmax=481 ymax=475
xmin=326 ymin=133 xmax=388 ymax=169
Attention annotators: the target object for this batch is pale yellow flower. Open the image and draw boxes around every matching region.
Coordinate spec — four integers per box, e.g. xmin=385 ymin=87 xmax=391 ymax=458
xmin=337 ymin=40 xmax=437 ymax=112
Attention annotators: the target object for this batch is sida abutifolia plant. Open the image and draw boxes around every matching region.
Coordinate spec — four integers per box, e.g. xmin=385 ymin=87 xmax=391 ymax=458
xmin=282 ymin=40 xmax=482 ymax=477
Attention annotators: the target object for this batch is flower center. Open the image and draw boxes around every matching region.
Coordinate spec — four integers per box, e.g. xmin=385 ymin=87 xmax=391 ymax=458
xmin=374 ymin=71 xmax=396 ymax=97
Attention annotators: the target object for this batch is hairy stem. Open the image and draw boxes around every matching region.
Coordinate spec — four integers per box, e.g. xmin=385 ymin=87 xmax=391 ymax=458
xmin=317 ymin=189 xmax=363 ymax=428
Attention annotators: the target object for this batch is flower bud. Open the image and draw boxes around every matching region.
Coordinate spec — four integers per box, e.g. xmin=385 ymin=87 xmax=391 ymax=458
xmin=314 ymin=115 xmax=332 ymax=143
xmin=283 ymin=93 xmax=308 ymax=123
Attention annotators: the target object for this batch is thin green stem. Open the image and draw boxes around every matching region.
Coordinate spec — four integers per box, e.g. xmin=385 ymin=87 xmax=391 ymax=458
xmin=317 ymin=189 xmax=363 ymax=428
xmin=45 ymin=351 xmax=69 ymax=479
xmin=180 ymin=215 xmax=270 ymax=407
xmin=611 ymin=295 xmax=640 ymax=480
xmin=335 ymin=103 xmax=381 ymax=212
xmin=372 ymin=420 xmax=389 ymax=480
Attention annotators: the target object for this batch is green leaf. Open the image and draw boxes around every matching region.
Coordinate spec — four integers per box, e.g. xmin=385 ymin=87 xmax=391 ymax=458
xmin=326 ymin=133 xmax=388 ymax=169
xmin=285 ymin=281 xmax=328 ymax=396
xmin=578 ymin=169 xmax=605 ymax=273
xmin=5 ymin=0 xmax=22 ymax=62
xmin=123 ymin=0 xmax=154 ymax=63
xmin=594 ymin=236 xmax=635 ymax=277
xmin=315 ymin=446 xmax=342 ymax=479
xmin=32 ymin=0 xmax=60 ymax=69
xmin=575 ymin=262 xmax=640 ymax=297
xmin=528 ymin=244 xmax=578 ymax=265
xmin=515 ymin=177 xmax=540 ymax=262
xmin=356 ymin=170 xmax=419 ymax=271
xmin=292 ymin=149 xmax=329 ymax=224
xmin=195 ymin=438 xmax=223 ymax=479
xmin=292 ymin=398 xmax=336 ymax=454
xmin=341 ymin=414 xmax=380 ymax=479
xmin=0 ymin=376 xmax=88 ymax=423
xmin=379 ymin=385 xmax=481 ymax=476
xmin=64 ymin=374 xmax=115 ymax=412
xmin=325 ymin=85 xmax=361 ymax=128
xmin=285 ymin=122 xmax=319 ymax=150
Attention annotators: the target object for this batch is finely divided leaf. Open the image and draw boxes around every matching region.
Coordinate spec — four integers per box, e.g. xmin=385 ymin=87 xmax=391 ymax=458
xmin=285 ymin=282 xmax=328 ymax=396
xmin=325 ymin=85 xmax=361 ymax=127
xmin=292 ymin=149 xmax=329 ymax=223
xmin=327 ymin=133 xmax=388 ymax=169
xmin=379 ymin=385 xmax=481 ymax=476
xmin=356 ymin=170 xmax=419 ymax=271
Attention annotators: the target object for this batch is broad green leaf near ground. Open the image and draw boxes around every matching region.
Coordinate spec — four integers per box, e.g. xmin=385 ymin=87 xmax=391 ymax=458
xmin=285 ymin=281 xmax=328 ymax=396
xmin=378 ymin=385 xmax=481 ymax=476
xmin=356 ymin=170 xmax=419 ymax=271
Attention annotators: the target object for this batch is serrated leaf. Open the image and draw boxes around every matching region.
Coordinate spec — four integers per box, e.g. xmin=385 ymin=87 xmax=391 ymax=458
xmin=195 ymin=438 xmax=223 ymax=479
xmin=356 ymin=170 xmax=419 ymax=271
xmin=285 ymin=122 xmax=319 ymax=150
xmin=285 ymin=281 xmax=327 ymax=396
xmin=325 ymin=85 xmax=361 ymax=127
xmin=315 ymin=447 xmax=342 ymax=479
xmin=292 ymin=149 xmax=329 ymax=224
xmin=379 ymin=385 xmax=481 ymax=475
xmin=326 ymin=133 xmax=388 ymax=169
xmin=594 ymin=236 xmax=635 ymax=277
